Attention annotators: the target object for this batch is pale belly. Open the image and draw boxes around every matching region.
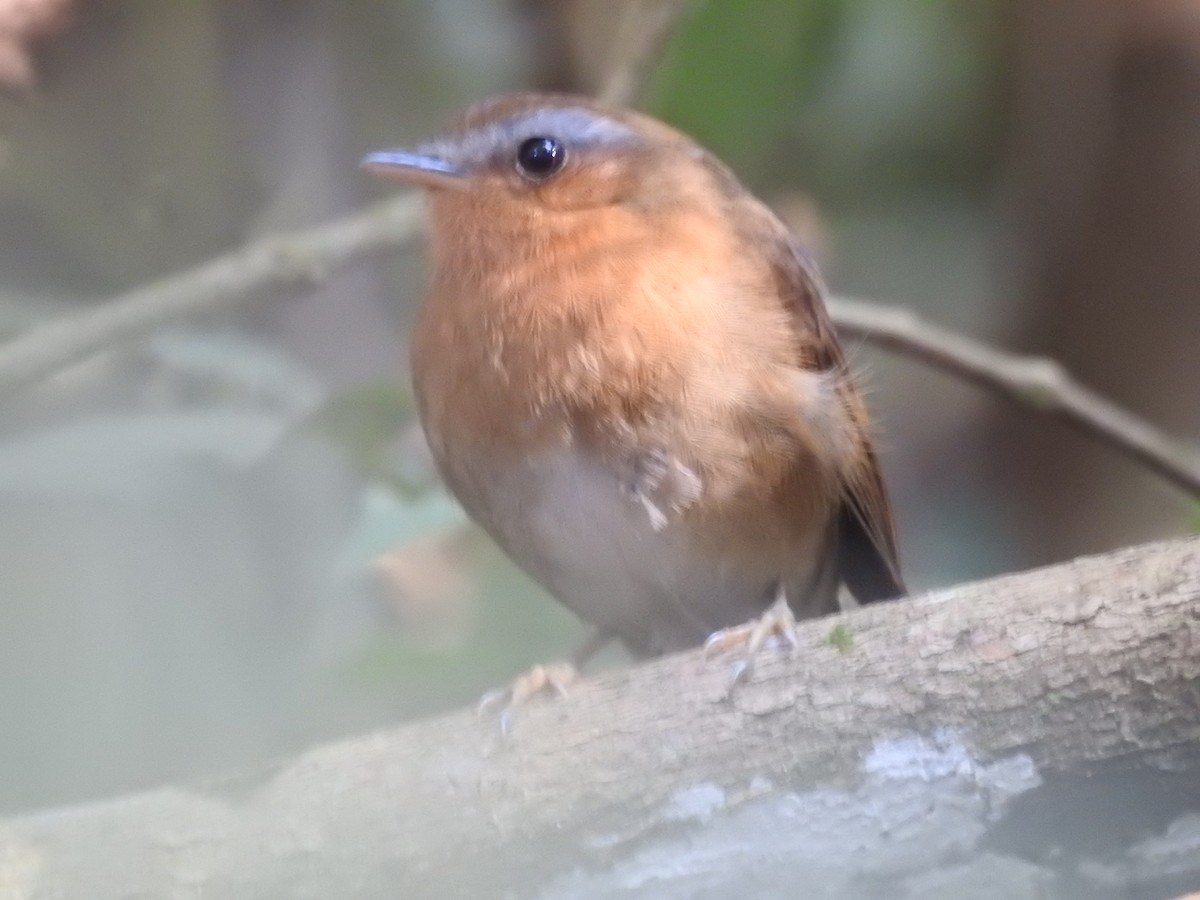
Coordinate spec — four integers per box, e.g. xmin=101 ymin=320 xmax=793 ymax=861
xmin=444 ymin=447 xmax=832 ymax=656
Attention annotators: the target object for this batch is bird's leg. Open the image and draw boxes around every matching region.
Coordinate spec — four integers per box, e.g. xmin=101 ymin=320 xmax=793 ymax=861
xmin=703 ymin=584 xmax=800 ymax=686
xmin=478 ymin=629 xmax=613 ymax=734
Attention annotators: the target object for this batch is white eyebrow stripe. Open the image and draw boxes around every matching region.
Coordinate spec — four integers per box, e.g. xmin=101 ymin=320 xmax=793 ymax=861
xmin=506 ymin=107 xmax=637 ymax=144
xmin=433 ymin=107 xmax=639 ymax=168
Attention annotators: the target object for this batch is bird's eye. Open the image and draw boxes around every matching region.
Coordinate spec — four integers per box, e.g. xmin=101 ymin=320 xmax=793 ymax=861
xmin=515 ymin=136 xmax=565 ymax=179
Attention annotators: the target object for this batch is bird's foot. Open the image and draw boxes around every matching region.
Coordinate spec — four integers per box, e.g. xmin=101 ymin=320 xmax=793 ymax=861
xmin=703 ymin=587 xmax=799 ymax=688
xmin=476 ymin=630 xmax=610 ymax=735
xmin=477 ymin=661 xmax=579 ymax=736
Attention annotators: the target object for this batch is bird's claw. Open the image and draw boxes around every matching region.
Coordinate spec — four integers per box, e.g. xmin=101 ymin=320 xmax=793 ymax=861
xmin=477 ymin=661 xmax=578 ymax=736
xmin=704 ymin=590 xmax=800 ymax=688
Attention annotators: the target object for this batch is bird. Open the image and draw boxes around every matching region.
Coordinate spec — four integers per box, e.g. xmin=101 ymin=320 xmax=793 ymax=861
xmin=363 ymin=93 xmax=904 ymax=701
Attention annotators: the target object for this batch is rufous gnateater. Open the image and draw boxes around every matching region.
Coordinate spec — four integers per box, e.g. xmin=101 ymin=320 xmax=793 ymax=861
xmin=364 ymin=93 xmax=904 ymax=694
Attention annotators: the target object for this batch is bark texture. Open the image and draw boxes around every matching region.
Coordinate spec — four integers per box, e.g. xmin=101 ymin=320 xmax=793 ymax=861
xmin=2 ymin=536 xmax=1199 ymax=899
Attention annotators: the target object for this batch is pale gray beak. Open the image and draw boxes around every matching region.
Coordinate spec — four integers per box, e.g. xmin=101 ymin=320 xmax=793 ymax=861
xmin=361 ymin=150 xmax=470 ymax=191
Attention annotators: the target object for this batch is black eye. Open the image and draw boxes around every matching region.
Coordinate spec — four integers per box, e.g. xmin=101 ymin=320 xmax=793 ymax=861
xmin=516 ymin=136 xmax=565 ymax=178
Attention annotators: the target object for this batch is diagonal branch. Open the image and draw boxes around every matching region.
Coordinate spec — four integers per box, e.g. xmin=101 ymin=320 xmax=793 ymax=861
xmin=0 ymin=193 xmax=1193 ymax=498
xmin=597 ymin=0 xmax=693 ymax=107
xmin=830 ymin=296 xmax=1200 ymax=497
xmin=0 ymin=195 xmax=422 ymax=398
xmin=0 ymin=0 xmax=693 ymax=400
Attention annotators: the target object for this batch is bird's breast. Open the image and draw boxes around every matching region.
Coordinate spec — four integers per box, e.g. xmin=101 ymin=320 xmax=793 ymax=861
xmin=432 ymin=441 xmax=826 ymax=655
xmin=408 ymin=212 xmax=849 ymax=648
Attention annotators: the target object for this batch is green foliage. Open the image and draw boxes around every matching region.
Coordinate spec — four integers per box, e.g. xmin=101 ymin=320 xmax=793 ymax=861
xmin=303 ymin=381 xmax=423 ymax=493
xmin=826 ymin=623 xmax=854 ymax=653
xmin=329 ymin=489 xmax=466 ymax=580
xmin=336 ymin=539 xmax=581 ymax=718
xmin=645 ymin=0 xmax=1004 ymax=204
xmin=645 ymin=0 xmax=842 ymax=179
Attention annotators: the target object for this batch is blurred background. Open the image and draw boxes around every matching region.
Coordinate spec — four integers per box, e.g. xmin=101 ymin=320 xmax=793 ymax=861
xmin=0 ymin=0 xmax=1196 ymax=815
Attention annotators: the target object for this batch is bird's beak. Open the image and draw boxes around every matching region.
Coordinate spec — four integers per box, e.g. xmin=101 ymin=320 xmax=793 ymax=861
xmin=361 ymin=149 xmax=470 ymax=192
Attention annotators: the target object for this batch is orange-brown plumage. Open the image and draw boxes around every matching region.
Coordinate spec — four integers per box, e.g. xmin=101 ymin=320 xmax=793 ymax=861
xmin=368 ymin=93 xmax=903 ymax=659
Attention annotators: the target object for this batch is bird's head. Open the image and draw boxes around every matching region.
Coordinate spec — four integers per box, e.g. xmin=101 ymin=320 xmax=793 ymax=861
xmin=363 ymin=93 xmax=732 ymax=241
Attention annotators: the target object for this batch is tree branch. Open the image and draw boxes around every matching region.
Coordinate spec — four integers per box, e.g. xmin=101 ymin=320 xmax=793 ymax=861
xmin=3 ymin=536 xmax=1198 ymax=898
xmin=830 ymin=296 xmax=1200 ymax=496
xmin=0 ymin=193 xmax=1193 ymax=498
xmin=597 ymin=0 xmax=692 ymax=107
xmin=0 ymin=195 xmax=422 ymax=397
xmin=0 ymin=31 xmax=1196 ymax=498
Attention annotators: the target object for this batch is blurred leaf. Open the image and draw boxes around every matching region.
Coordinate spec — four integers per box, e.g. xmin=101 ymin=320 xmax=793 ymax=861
xmin=645 ymin=0 xmax=843 ymax=179
xmin=0 ymin=409 xmax=295 ymax=494
xmin=146 ymin=331 xmax=327 ymax=415
xmin=337 ymin=538 xmax=582 ymax=716
xmin=303 ymin=380 xmax=423 ymax=490
xmin=306 ymin=380 xmax=413 ymax=444
xmin=792 ymin=0 xmax=1004 ymax=203
xmin=330 ymin=486 xmax=466 ymax=579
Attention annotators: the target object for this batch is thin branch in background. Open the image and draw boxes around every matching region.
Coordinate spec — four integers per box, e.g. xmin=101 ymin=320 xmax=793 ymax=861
xmin=0 ymin=0 xmax=690 ymax=401
xmin=0 ymin=195 xmax=1193 ymax=497
xmin=597 ymin=0 xmax=693 ymax=107
xmin=0 ymin=195 xmax=422 ymax=398
xmin=589 ymin=0 xmax=1199 ymax=495
xmin=830 ymin=296 xmax=1200 ymax=497
xmin=0 ymin=0 xmax=1192 ymax=499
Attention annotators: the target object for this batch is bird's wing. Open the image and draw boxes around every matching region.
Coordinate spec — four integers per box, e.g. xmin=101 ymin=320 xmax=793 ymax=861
xmin=755 ymin=206 xmax=906 ymax=603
